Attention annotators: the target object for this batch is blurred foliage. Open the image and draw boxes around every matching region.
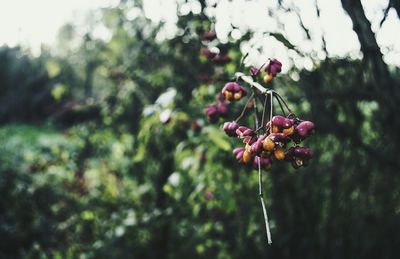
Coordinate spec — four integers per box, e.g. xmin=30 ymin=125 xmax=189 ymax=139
xmin=1 ymin=0 xmax=400 ymax=259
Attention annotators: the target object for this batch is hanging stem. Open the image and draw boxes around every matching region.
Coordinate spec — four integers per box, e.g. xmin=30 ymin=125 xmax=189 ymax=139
xmin=274 ymin=92 xmax=292 ymax=114
xmin=274 ymin=94 xmax=287 ymax=116
xmin=235 ymin=92 xmax=255 ymax=123
xmin=253 ymin=90 xmax=260 ymax=129
xmin=255 ymin=94 xmax=268 ymax=132
xmin=258 ymin=158 xmax=272 ymax=245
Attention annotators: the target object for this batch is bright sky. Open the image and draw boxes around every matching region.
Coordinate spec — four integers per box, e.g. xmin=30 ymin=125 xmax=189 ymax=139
xmin=0 ymin=0 xmax=118 ymax=52
xmin=1 ymin=0 xmax=399 ymax=68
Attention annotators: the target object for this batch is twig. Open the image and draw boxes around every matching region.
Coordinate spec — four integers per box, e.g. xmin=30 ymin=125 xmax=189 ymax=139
xmin=235 ymin=93 xmax=254 ymax=123
xmin=258 ymin=158 xmax=272 ymax=245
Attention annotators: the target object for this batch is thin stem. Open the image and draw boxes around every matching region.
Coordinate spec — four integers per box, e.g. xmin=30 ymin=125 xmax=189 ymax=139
xmin=274 ymin=92 xmax=292 ymax=114
xmin=234 ymin=93 xmax=254 ymax=123
xmin=274 ymin=94 xmax=287 ymax=116
xmin=269 ymin=90 xmax=273 ymax=134
xmin=253 ymin=90 xmax=260 ymax=129
xmin=258 ymin=158 xmax=272 ymax=245
xmin=256 ymin=94 xmax=269 ymax=132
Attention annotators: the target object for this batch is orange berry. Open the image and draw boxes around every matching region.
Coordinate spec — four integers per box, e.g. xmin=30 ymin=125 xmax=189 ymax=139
xmin=224 ymin=91 xmax=233 ymax=101
xmin=245 ymin=143 xmax=251 ymax=153
xmin=263 ymin=73 xmax=274 ymax=84
xmin=272 ymin=125 xmax=280 ymax=133
xmin=233 ymin=92 xmax=242 ymax=101
xmin=262 ymin=137 xmax=275 ymax=151
xmin=242 ymin=150 xmax=253 ymax=164
xmin=282 ymin=126 xmax=294 ymax=136
xmin=274 ymin=148 xmax=285 ymax=161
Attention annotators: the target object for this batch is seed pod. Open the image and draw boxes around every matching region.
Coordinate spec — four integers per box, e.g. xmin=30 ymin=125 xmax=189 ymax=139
xmin=269 ymin=133 xmax=288 ymax=143
xmin=296 ymin=121 xmax=315 ymax=138
xmin=233 ymin=147 xmax=245 ymax=162
xmin=265 ymin=58 xmax=282 ymax=76
xmin=250 ymin=135 xmax=265 ymax=154
xmin=293 ymin=146 xmax=313 ymax=160
xmin=223 ymin=121 xmax=239 ymax=137
xmin=236 ymin=126 xmax=254 ymax=138
xmin=272 ymin=115 xmax=293 ymax=129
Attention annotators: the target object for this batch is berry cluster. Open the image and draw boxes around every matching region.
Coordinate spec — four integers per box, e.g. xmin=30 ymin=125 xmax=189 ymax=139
xmin=227 ymin=115 xmax=314 ymax=170
xmin=206 ymin=57 xmax=315 ymax=170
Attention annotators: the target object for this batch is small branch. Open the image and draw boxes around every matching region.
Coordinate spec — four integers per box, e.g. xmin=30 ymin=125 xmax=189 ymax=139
xmin=380 ymin=1 xmax=392 ymax=27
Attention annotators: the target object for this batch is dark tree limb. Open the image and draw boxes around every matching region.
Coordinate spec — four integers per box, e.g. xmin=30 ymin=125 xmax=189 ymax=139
xmin=340 ymin=0 xmax=390 ymax=81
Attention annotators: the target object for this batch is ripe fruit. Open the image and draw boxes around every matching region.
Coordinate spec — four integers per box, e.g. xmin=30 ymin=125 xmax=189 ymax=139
xmin=223 ymin=121 xmax=239 ymax=137
xmin=263 ymin=73 xmax=274 ymax=84
xmin=262 ymin=137 xmax=275 ymax=151
xmin=243 ymin=150 xmax=253 ymax=164
xmin=224 ymin=91 xmax=233 ymax=101
xmin=274 ymin=148 xmax=285 ymax=160
xmin=272 ymin=125 xmax=280 ymax=133
xmin=272 ymin=115 xmax=293 ymax=129
xmin=221 ymin=82 xmax=246 ymax=102
xmin=282 ymin=126 xmax=294 ymax=135
xmin=295 ymin=121 xmax=315 ymax=139
xmin=234 ymin=92 xmax=242 ymax=100
xmin=265 ymin=58 xmax=282 ymax=76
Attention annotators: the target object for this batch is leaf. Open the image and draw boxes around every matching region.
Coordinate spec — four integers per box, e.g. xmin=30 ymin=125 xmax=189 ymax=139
xmin=269 ymin=32 xmax=299 ymax=53
xmin=206 ymin=126 xmax=231 ymax=151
